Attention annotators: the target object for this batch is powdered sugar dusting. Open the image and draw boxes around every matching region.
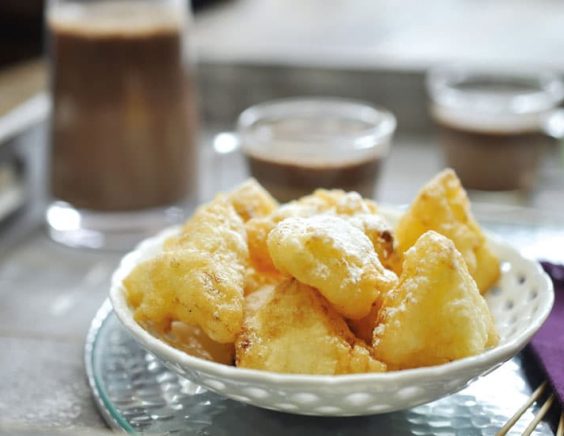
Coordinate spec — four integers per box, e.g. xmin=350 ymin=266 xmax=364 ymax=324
xmin=273 ymin=215 xmax=380 ymax=284
xmin=347 ymin=214 xmax=391 ymax=234
xmin=277 ymin=215 xmax=376 ymax=262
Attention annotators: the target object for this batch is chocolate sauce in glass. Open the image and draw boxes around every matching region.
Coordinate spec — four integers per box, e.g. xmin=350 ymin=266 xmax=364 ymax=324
xmin=438 ymin=124 xmax=552 ymax=191
xmin=246 ymin=153 xmax=381 ymax=202
xmin=431 ymin=77 xmax=558 ymax=191
xmin=242 ymin=115 xmax=386 ymax=202
xmin=48 ymin=3 xmax=197 ymax=211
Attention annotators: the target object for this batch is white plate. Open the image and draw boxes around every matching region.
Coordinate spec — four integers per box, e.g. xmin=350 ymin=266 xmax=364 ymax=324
xmin=110 ymin=211 xmax=553 ymax=417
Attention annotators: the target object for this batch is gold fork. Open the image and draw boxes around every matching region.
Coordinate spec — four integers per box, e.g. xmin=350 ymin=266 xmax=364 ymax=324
xmin=497 ymin=382 xmax=563 ymax=436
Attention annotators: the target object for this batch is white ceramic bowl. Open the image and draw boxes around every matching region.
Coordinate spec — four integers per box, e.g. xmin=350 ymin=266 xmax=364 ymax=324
xmin=110 ymin=213 xmax=553 ymax=417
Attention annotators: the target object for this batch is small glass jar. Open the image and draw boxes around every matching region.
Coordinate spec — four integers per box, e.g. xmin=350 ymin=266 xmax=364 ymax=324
xmin=427 ymin=66 xmax=563 ymax=192
xmin=237 ymin=97 xmax=396 ymax=202
xmin=46 ymin=0 xmax=199 ymax=250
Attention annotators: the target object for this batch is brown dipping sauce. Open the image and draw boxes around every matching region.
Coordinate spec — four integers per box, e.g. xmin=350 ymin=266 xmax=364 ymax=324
xmin=246 ymin=153 xmax=382 ymax=202
xmin=438 ymin=123 xmax=553 ymax=191
xmin=48 ymin=3 xmax=198 ymax=211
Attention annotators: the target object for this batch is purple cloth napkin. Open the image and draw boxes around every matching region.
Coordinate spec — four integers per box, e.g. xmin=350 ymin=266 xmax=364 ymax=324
xmin=528 ymin=262 xmax=564 ymax=406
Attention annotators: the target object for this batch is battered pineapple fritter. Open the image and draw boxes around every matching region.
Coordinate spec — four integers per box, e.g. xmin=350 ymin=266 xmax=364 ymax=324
xmin=373 ymin=231 xmax=499 ymax=369
xmin=395 ymin=169 xmax=500 ymax=293
xmin=236 ymin=280 xmax=386 ymax=375
xmin=267 ymin=215 xmax=397 ymax=319
xmin=125 ymin=195 xmax=248 ymax=344
xmin=245 ymin=189 xmax=394 ymax=274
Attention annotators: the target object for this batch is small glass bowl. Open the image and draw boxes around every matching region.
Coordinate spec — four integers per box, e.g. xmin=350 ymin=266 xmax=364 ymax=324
xmin=237 ymin=97 xmax=396 ymax=202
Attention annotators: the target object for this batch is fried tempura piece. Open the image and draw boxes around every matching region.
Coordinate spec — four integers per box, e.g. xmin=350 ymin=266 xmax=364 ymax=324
xmin=243 ymin=265 xmax=282 ymax=296
xmin=245 ymin=190 xmax=339 ymax=274
xmin=125 ymin=195 xmax=247 ymax=344
xmin=235 ymin=280 xmax=386 ymax=375
xmin=165 ymin=322 xmax=235 ymax=365
xmin=304 ymin=188 xmax=378 ymax=215
xmin=246 ymin=189 xmax=387 ymax=274
xmin=395 ymin=169 xmax=500 ymax=293
xmin=227 ymin=179 xmax=278 ymax=222
xmin=246 ymin=217 xmax=283 ymax=274
xmin=347 ymin=301 xmax=382 ymax=344
xmin=268 ymin=215 xmax=398 ymax=319
xmin=346 ymin=213 xmax=398 ymax=272
xmin=373 ymin=231 xmax=499 ymax=369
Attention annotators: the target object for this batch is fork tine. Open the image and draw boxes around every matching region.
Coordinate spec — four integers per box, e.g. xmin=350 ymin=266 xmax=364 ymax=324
xmin=497 ymin=382 xmax=547 ymax=436
xmin=521 ymin=394 xmax=554 ymax=436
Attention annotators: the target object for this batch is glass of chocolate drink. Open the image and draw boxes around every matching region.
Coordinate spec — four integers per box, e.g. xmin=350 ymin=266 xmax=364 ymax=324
xmin=237 ymin=98 xmax=396 ymax=202
xmin=45 ymin=0 xmax=198 ymax=250
xmin=427 ymin=66 xmax=563 ymax=192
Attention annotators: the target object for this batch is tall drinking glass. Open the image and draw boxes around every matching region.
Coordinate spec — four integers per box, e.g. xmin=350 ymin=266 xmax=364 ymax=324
xmin=46 ymin=0 xmax=198 ymax=250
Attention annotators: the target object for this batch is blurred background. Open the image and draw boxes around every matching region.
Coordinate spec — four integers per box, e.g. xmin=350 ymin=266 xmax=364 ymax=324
xmin=1 ymin=0 xmax=564 ymax=433
xmin=193 ymin=0 xmax=564 ymax=68
xmin=1 ymin=0 xmax=563 ymax=209
xmin=4 ymin=0 xmax=562 ymax=68
xmin=1 ymin=0 xmax=563 ymax=272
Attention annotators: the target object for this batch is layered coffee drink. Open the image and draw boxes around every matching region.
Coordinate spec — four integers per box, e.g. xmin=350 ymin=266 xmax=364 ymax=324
xmin=48 ymin=1 xmax=197 ymax=212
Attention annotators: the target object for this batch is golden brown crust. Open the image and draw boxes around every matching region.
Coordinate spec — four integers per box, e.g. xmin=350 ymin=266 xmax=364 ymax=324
xmin=347 ymin=300 xmax=382 ymax=344
xmin=267 ymin=215 xmax=397 ymax=319
xmin=243 ymin=265 xmax=283 ymax=296
xmin=395 ymin=169 xmax=500 ymax=293
xmin=125 ymin=195 xmax=247 ymax=344
xmin=235 ymin=280 xmax=386 ymax=374
xmin=227 ymin=178 xmax=278 ymax=222
xmin=163 ymin=321 xmax=235 ymax=365
xmin=246 ymin=189 xmax=394 ymax=275
xmin=373 ymin=231 xmax=499 ymax=369
xmin=123 ymin=175 xmax=501 ymax=373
